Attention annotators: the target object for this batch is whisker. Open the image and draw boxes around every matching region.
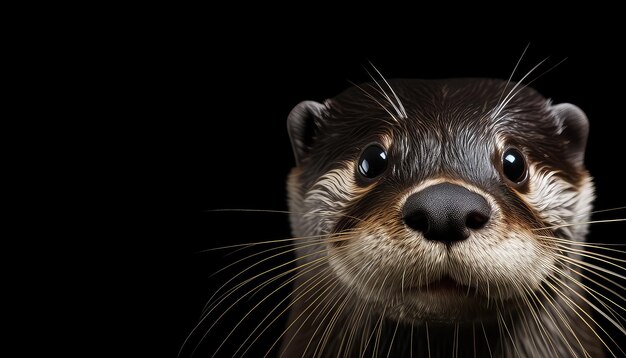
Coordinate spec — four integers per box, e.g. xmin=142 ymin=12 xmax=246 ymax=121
xmin=331 ymin=248 xmax=379 ymax=358
xmin=545 ymin=274 xmax=625 ymax=357
xmin=373 ymin=274 xmax=392 ymax=357
xmin=201 ymin=231 xmax=354 ymax=315
xmin=480 ymin=321 xmax=493 ymax=358
xmin=503 ymin=57 xmax=568 ymax=108
xmin=217 ymin=257 xmax=335 ymax=357
xmin=193 ymin=242 xmax=345 ymax=344
xmin=534 ymin=218 xmax=626 ymax=231
xmin=554 ymin=252 xmax=626 ymax=298
xmin=260 ymin=243 xmax=368 ymax=357
xmin=204 ymin=208 xmax=366 ymax=225
xmin=538 ymin=235 xmax=626 ymax=251
xmin=334 ymin=263 xmax=374 ymax=355
xmin=346 ymin=276 xmax=369 ymax=356
xmin=590 ymin=206 xmax=626 ymax=215
xmin=200 ymin=233 xmax=336 ymax=252
xmin=266 ymin=276 xmax=340 ymax=357
xmin=281 ymin=279 xmax=345 ymax=358
xmin=540 ymin=285 xmax=591 ymax=357
xmin=472 ymin=322 xmax=477 ymax=358
xmin=530 ymin=275 xmax=593 ymax=356
xmin=518 ymin=286 xmax=558 ymax=355
xmin=513 ymin=295 xmax=543 ymax=356
xmin=551 ymin=253 xmax=626 ymax=308
xmin=454 ymin=322 xmax=459 ymax=358
xmin=549 ymin=205 xmax=626 ymax=228
xmin=554 ymin=251 xmax=626 ymax=281
xmin=499 ymin=311 xmax=520 ymax=357
xmin=360 ymin=308 xmax=386 ymax=358
xmin=243 ymin=241 xmax=363 ymax=357
xmin=364 ymin=81 xmax=402 ymax=119
xmin=549 ymin=259 xmax=626 ymax=334
xmin=319 ymin=292 xmax=353 ymax=357
xmin=287 ymin=278 xmax=354 ymax=358
xmin=411 ymin=322 xmax=415 ymax=358
xmin=349 ymin=80 xmax=400 ymax=125
xmin=346 ymin=295 xmax=369 ymax=357
xmin=551 ymin=241 xmax=626 ymax=264
xmin=207 ymin=238 xmax=316 ymax=281
xmin=367 ymin=61 xmax=407 ymax=118
xmin=495 ymin=43 xmax=530 ymax=109
xmin=311 ymin=280 xmax=354 ymax=357
xmin=364 ymin=69 xmax=404 ymax=121
xmin=351 ymin=262 xmax=387 ymax=357
xmin=275 ymin=244 xmax=371 ymax=357
xmin=238 ymin=268 xmax=333 ymax=357
xmin=493 ymin=57 xmax=548 ymax=119
xmin=195 ymin=247 xmax=342 ymax=357
xmin=246 ymin=237 xmax=361 ymax=302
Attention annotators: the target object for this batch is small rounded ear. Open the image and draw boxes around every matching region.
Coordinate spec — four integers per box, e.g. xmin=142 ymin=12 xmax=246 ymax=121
xmin=552 ymin=103 xmax=589 ymax=167
xmin=287 ymin=101 xmax=327 ymax=165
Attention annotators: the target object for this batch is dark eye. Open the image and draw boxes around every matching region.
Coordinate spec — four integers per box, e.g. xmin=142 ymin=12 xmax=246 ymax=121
xmin=358 ymin=144 xmax=388 ymax=179
xmin=502 ymin=148 xmax=527 ymax=183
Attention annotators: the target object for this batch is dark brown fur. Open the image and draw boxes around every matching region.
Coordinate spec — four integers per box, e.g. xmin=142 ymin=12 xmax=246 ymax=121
xmin=283 ymin=79 xmax=605 ymax=357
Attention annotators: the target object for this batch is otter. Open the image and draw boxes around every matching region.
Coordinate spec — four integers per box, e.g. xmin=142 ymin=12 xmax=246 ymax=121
xmin=183 ymin=76 xmax=626 ymax=358
xmin=280 ymin=78 xmax=607 ymax=357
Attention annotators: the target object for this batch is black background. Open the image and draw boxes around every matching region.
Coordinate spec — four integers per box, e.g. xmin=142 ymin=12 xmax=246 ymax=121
xmin=149 ymin=34 xmax=626 ymax=357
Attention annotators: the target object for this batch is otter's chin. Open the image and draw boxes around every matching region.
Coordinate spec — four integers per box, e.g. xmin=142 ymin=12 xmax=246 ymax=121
xmin=380 ymin=277 xmax=511 ymax=323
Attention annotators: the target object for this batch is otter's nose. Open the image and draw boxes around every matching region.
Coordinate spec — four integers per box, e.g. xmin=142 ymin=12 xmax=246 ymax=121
xmin=402 ymin=183 xmax=491 ymax=244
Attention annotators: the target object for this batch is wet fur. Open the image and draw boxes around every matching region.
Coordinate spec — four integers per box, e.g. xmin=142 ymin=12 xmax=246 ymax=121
xmin=179 ymin=76 xmax=626 ymax=358
xmin=282 ymin=78 xmax=604 ymax=357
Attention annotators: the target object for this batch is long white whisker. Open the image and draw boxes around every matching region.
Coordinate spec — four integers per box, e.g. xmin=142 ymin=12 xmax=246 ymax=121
xmin=535 ymin=218 xmax=626 ymax=231
xmin=226 ymin=260 xmax=333 ymax=357
xmin=364 ymin=68 xmax=404 ymax=121
xmin=201 ymin=247 xmax=343 ymax=357
xmin=493 ymin=57 xmax=549 ymax=119
xmin=546 ymin=274 xmax=625 ymax=356
xmin=368 ymin=61 xmax=407 ymax=118
xmin=201 ymin=231 xmax=354 ymax=316
xmin=279 ymin=242 xmax=372 ymax=357
xmin=539 ymin=235 xmax=626 ymax=251
xmin=550 ymin=258 xmax=626 ymax=333
xmin=495 ymin=43 xmax=530 ymax=109
xmin=590 ymin=206 xmax=626 ymax=215
xmin=187 ymin=242 xmax=345 ymax=356
xmin=530 ymin=277 xmax=590 ymax=356
xmin=480 ymin=321 xmax=493 ymax=358
xmin=506 ymin=57 xmax=568 ymax=104
xmin=349 ymin=80 xmax=399 ymax=124
xmin=551 ymin=253 xmax=626 ymax=311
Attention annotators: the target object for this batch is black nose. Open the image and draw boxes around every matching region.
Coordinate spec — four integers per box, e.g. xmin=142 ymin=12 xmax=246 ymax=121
xmin=402 ymin=183 xmax=491 ymax=244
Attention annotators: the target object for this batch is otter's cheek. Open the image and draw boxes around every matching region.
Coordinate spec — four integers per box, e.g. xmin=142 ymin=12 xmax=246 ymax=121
xmin=302 ymin=161 xmax=372 ymax=236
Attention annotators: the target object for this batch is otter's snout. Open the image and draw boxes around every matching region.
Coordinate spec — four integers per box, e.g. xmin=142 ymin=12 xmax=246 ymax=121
xmin=402 ymin=183 xmax=491 ymax=244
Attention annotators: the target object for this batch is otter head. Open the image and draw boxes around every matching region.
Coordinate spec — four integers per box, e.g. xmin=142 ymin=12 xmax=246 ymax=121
xmin=286 ymin=79 xmax=594 ymax=323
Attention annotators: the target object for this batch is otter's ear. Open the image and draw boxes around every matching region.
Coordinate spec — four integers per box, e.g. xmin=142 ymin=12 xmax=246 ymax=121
xmin=552 ymin=103 xmax=589 ymax=167
xmin=287 ymin=100 xmax=327 ymax=165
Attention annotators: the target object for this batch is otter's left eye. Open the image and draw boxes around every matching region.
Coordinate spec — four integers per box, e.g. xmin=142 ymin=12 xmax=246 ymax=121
xmin=358 ymin=144 xmax=388 ymax=179
xmin=502 ymin=148 xmax=527 ymax=184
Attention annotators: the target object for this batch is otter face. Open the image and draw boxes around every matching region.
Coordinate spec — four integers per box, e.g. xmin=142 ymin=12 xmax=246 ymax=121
xmin=287 ymin=79 xmax=594 ymax=323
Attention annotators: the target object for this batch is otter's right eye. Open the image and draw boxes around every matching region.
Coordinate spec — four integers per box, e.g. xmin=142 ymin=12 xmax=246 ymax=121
xmin=358 ymin=144 xmax=388 ymax=179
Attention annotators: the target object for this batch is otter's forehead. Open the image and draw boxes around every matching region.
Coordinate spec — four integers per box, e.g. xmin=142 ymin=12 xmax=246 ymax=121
xmin=326 ymin=78 xmax=553 ymax=142
xmin=309 ymin=78 xmax=571 ymax=186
